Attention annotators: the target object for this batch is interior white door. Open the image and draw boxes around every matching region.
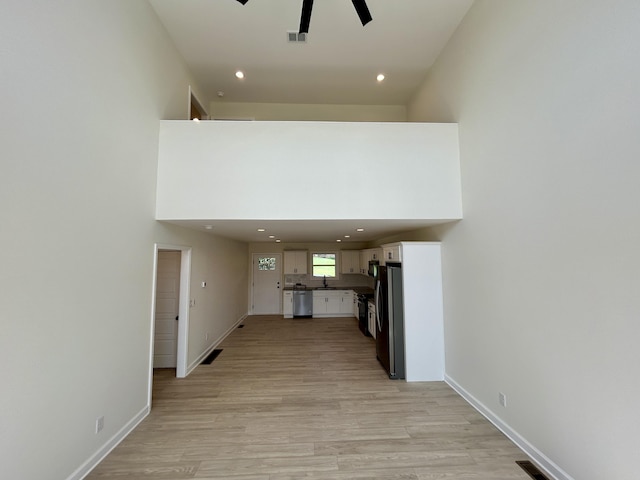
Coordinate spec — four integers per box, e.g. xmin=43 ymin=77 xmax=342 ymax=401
xmin=154 ymin=250 xmax=180 ymax=368
xmin=252 ymin=253 xmax=282 ymax=314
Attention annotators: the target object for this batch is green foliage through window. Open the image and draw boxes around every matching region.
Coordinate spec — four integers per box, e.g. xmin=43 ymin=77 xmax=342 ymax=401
xmin=312 ymin=253 xmax=336 ymax=278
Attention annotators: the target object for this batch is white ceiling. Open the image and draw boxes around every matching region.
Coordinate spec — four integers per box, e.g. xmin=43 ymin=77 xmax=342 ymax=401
xmin=164 ymin=219 xmax=454 ymax=244
xmin=149 ymin=0 xmax=472 ymax=243
xmin=149 ymin=0 xmax=474 ymax=105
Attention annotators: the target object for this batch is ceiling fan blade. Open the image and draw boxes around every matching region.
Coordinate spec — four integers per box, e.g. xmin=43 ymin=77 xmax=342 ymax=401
xmin=351 ymin=0 xmax=372 ymax=26
xmin=299 ymin=0 xmax=314 ymax=34
xmin=236 ymin=0 xmax=249 ymax=5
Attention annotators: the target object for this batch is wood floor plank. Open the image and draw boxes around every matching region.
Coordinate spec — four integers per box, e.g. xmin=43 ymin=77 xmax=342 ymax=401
xmin=194 ymin=455 xmax=338 ymax=477
xmin=86 ymin=316 xmax=532 ymax=479
xmin=270 ymin=469 xmax=420 ymax=480
xmin=181 ymin=442 xmax=315 ymax=461
xmin=335 ymin=450 xmax=476 ymax=470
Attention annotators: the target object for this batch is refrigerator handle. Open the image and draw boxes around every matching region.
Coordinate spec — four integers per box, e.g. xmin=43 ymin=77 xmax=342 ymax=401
xmin=375 ymin=281 xmax=382 ymax=332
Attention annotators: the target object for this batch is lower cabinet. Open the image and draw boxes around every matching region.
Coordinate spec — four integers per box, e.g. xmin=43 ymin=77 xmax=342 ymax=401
xmin=313 ymin=290 xmax=354 ymax=318
xmin=339 ymin=290 xmax=353 ymax=315
xmin=352 ymin=292 xmax=359 ymax=318
xmin=368 ymin=301 xmax=376 ymax=339
xmin=283 ymin=291 xmax=293 ymax=318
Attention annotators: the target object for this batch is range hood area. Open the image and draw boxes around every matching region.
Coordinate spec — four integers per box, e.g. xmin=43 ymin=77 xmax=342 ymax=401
xmin=155 ymin=121 xmax=463 ymax=233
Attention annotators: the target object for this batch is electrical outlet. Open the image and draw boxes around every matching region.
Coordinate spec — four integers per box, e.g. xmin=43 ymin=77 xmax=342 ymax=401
xmin=498 ymin=392 xmax=507 ymax=407
xmin=95 ymin=416 xmax=104 ymax=434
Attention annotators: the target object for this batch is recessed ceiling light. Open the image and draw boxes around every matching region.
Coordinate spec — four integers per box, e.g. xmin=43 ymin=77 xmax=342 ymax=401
xmin=235 ymin=71 xmax=245 ymax=79
xmin=356 ymin=228 xmax=365 ymax=232
xmin=204 ymin=225 xmax=213 ymax=230
xmin=257 ymin=228 xmax=265 ymax=232
xmin=336 ymin=239 xmax=342 ymax=242
xmin=344 ymin=235 xmax=350 ymax=238
xmin=268 ymin=235 xmax=275 ymax=239
xmin=276 ymin=239 xmax=281 ymax=243
xmin=376 ymin=74 xmax=385 ymax=82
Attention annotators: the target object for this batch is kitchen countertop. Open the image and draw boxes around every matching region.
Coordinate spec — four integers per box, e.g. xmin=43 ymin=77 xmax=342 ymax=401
xmin=284 ymin=286 xmax=374 ymax=295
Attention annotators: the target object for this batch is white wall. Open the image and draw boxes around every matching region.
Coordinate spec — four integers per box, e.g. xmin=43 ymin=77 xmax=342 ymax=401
xmin=157 ymin=224 xmax=248 ymax=372
xmin=0 ymin=2 xmax=247 ymax=479
xmin=156 ymin=121 xmax=462 ymax=221
xmin=408 ymin=1 xmax=640 ymax=479
xmin=210 ymin=102 xmax=407 ymax=122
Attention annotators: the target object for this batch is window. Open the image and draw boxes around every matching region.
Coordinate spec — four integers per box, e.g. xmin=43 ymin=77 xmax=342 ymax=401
xmin=312 ymin=252 xmax=336 ymax=278
xmin=257 ymin=257 xmax=276 ymax=271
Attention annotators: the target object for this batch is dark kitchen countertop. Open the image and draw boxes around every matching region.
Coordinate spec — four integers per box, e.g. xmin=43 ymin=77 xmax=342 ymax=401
xmin=284 ymin=286 xmax=374 ymax=295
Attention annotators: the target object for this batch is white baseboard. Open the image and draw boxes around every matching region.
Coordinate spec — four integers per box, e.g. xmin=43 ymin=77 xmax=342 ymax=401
xmin=444 ymin=374 xmax=573 ymax=480
xmin=186 ymin=314 xmax=248 ymax=375
xmin=67 ymin=405 xmax=149 ymax=480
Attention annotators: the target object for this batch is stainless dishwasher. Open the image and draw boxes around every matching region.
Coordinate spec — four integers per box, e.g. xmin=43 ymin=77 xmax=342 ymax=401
xmin=292 ymin=286 xmax=313 ymax=317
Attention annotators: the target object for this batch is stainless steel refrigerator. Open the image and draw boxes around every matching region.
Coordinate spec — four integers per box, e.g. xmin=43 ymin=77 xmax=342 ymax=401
xmin=375 ymin=263 xmax=405 ymax=379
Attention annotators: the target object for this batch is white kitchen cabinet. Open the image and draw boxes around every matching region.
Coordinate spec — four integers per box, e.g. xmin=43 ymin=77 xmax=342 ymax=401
xmin=368 ymin=300 xmax=376 ymax=339
xmin=284 ymin=250 xmax=308 ymax=274
xmin=313 ymin=290 xmax=351 ymax=317
xmin=340 ymin=250 xmax=360 ymax=274
xmin=352 ymin=291 xmax=359 ymax=318
xmin=312 ymin=291 xmax=336 ymax=315
xmin=283 ymin=291 xmax=293 ymax=318
xmin=382 ymin=244 xmax=401 ymax=264
xmin=339 ymin=290 xmax=354 ymax=315
xmin=360 ymin=248 xmax=382 ymax=273
xmin=359 ymin=250 xmax=368 ymax=274
xmin=326 ymin=293 xmax=341 ymax=314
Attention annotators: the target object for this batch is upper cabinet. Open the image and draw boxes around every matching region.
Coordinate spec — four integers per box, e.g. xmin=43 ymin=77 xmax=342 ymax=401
xmin=156 ymin=121 xmax=462 ymax=223
xmin=284 ymin=251 xmax=308 ymax=274
xmin=359 ymin=250 xmax=368 ymax=275
xmin=382 ymin=244 xmax=402 ymax=265
xmin=359 ymin=248 xmax=383 ymax=273
xmin=340 ymin=250 xmax=360 ymax=274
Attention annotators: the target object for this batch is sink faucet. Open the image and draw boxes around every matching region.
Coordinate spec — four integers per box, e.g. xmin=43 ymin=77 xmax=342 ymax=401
xmin=323 ymin=275 xmax=328 ymax=288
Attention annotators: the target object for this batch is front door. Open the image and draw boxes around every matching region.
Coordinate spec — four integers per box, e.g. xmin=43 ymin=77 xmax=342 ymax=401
xmin=252 ymin=253 xmax=282 ymax=314
xmin=154 ymin=250 xmax=180 ymax=368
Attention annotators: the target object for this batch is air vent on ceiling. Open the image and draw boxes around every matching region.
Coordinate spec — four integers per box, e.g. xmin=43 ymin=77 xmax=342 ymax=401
xmin=287 ymin=31 xmax=307 ymax=43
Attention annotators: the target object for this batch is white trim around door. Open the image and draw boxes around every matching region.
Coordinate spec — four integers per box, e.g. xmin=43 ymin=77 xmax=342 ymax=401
xmin=149 ymin=244 xmax=192 ymax=404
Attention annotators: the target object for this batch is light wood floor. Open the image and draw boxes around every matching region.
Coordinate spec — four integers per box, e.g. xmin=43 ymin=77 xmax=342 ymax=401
xmin=87 ymin=316 xmax=531 ymax=479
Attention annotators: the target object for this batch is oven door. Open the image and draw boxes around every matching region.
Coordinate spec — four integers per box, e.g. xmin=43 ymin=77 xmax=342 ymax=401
xmin=357 ymin=296 xmax=370 ymax=336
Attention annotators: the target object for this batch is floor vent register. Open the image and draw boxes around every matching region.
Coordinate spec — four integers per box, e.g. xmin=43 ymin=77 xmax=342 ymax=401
xmin=516 ymin=460 xmax=550 ymax=480
xmin=201 ymin=349 xmax=223 ymax=365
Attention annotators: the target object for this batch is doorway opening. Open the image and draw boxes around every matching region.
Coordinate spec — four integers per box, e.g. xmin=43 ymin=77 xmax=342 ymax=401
xmin=149 ymin=244 xmax=192 ymax=405
xmin=188 ymin=86 xmax=208 ymax=120
xmin=154 ymin=250 xmax=181 ymax=369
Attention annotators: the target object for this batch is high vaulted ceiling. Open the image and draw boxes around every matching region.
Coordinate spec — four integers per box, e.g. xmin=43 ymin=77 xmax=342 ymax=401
xmin=149 ymin=0 xmax=474 ymax=106
xmin=148 ymin=0 xmax=472 ymax=243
